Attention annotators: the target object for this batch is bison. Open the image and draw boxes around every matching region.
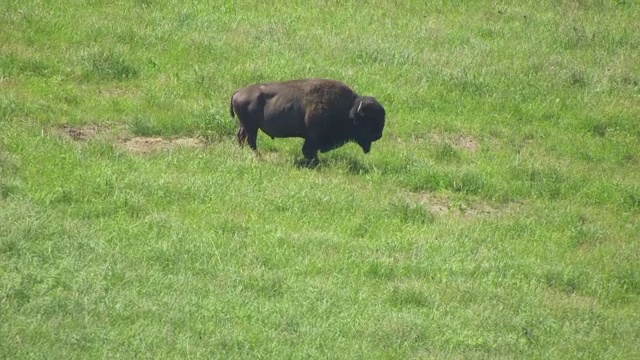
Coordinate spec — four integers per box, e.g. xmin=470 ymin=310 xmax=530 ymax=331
xmin=229 ymin=79 xmax=385 ymax=162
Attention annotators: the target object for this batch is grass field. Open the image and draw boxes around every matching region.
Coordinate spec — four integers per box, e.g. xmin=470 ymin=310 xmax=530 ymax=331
xmin=1 ymin=1 xmax=639 ymax=358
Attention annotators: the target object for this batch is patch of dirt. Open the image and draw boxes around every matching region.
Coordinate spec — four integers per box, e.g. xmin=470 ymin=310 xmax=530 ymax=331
xmin=409 ymin=191 xmax=451 ymax=216
xmin=405 ymin=191 xmax=516 ymax=218
xmin=0 ymin=78 xmax=18 ymax=88
xmin=428 ymin=133 xmax=481 ymax=153
xmin=120 ymin=136 xmax=205 ymax=154
xmin=453 ymin=134 xmax=480 ymax=153
xmin=57 ymin=124 xmax=206 ymax=154
xmin=58 ymin=124 xmax=107 ymax=141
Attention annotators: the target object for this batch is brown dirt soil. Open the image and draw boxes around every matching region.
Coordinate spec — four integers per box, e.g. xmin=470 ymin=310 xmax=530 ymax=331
xmin=58 ymin=124 xmax=108 ymax=141
xmin=452 ymin=134 xmax=480 ymax=153
xmin=120 ymin=137 xmax=205 ymax=154
xmin=57 ymin=124 xmax=205 ymax=153
xmin=405 ymin=190 xmax=517 ymax=218
xmin=399 ymin=133 xmax=481 ymax=153
xmin=430 ymin=133 xmax=480 ymax=153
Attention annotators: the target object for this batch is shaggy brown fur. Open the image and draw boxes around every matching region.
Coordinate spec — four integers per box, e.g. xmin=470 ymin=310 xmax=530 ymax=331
xmin=230 ymin=79 xmax=385 ymax=161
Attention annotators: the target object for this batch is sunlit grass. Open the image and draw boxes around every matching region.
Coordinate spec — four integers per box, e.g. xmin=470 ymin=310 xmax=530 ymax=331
xmin=1 ymin=1 xmax=639 ymax=358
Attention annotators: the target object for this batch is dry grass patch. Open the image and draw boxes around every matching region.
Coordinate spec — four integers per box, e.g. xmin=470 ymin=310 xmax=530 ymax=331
xmin=405 ymin=190 xmax=517 ymax=218
xmin=57 ymin=124 xmax=206 ymax=153
xmin=120 ymin=136 xmax=205 ymax=154
xmin=404 ymin=132 xmax=482 ymax=154
xmin=58 ymin=124 xmax=113 ymax=141
xmin=431 ymin=133 xmax=481 ymax=153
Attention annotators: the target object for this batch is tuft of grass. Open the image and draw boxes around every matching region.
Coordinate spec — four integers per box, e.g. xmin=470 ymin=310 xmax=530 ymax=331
xmin=128 ymin=116 xmax=161 ymax=137
xmin=82 ymin=52 xmax=140 ymax=82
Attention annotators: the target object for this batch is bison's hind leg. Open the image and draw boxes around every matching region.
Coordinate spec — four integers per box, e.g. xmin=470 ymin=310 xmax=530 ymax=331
xmin=237 ymin=126 xmax=248 ymax=146
xmin=236 ymin=125 xmax=259 ymax=152
xmin=246 ymin=127 xmax=259 ymax=151
xmin=235 ymin=120 xmax=260 ymax=155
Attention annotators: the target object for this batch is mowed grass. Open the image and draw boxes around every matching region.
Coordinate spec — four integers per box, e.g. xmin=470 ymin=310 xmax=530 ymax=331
xmin=1 ymin=1 xmax=639 ymax=358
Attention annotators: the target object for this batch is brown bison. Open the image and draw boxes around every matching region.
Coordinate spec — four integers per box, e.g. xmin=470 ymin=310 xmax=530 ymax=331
xmin=229 ymin=79 xmax=385 ymax=162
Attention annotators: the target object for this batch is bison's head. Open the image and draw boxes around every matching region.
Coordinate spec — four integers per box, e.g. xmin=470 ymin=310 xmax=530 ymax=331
xmin=349 ymin=96 xmax=386 ymax=153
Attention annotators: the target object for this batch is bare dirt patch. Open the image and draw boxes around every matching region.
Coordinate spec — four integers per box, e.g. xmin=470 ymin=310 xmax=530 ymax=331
xmin=409 ymin=191 xmax=451 ymax=216
xmin=404 ymin=133 xmax=480 ymax=153
xmin=57 ymin=124 xmax=206 ymax=154
xmin=120 ymin=136 xmax=205 ymax=154
xmin=452 ymin=134 xmax=480 ymax=153
xmin=405 ymin=190 xmax=516 ymax=218
xmin=422 ymin=133 xmax=481 ymax=153
xmin=58 ymin=124 xmax=110 ymax=141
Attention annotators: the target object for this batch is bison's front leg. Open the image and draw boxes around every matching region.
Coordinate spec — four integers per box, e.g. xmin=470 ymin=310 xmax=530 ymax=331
xmin=302 ymin=137 xmax=319 ymax=164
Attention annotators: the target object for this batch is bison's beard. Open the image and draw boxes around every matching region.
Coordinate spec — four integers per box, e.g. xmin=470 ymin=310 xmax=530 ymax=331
xmin=317 ymin=137 xmax=373 ymax=154
xmin=358 ymin=140 xmax=372 ymax=154
xmin=318 ymin=139 xmax=349 ymax=153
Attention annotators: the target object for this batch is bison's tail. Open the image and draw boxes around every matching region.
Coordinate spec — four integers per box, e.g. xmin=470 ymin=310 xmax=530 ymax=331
xmin=229 ymin=92 xmax=236 ymax=118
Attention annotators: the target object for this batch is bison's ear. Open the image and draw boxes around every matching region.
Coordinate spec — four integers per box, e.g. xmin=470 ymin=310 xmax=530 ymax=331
xmin=349 ymin=100 xmax=364 ymax=122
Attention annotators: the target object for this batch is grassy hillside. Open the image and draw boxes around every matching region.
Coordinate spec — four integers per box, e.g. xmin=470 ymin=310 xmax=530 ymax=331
xmin=1 ymin=1 xmax=639 ymax=358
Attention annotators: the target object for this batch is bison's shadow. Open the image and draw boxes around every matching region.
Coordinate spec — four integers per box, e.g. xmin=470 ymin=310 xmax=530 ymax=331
xmin=294 ymin=153 xmax=372 ymax=174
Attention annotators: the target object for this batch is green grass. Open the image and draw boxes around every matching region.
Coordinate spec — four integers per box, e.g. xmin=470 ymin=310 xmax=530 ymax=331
xmin=2 ymin=1 xmax=639 ymax=358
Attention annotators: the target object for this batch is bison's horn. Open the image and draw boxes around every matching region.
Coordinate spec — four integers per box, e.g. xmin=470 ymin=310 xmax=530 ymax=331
xmin=357 ymin=101 xmax=363 ymax=113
